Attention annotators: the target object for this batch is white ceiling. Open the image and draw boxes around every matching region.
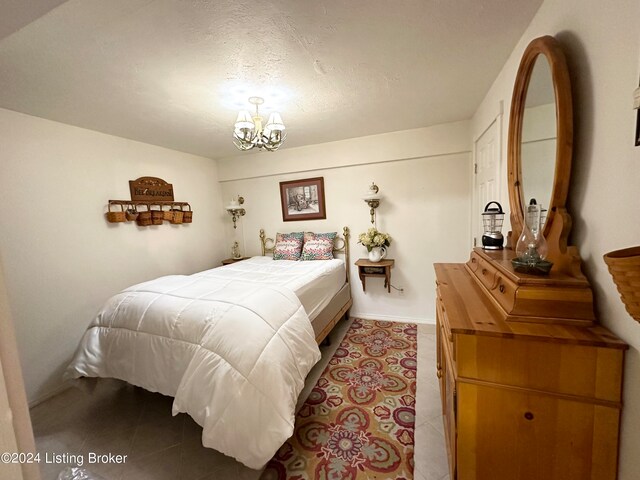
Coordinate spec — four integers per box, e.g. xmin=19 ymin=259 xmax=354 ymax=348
xmin=0 ymin=0 xmax=542 ymax=159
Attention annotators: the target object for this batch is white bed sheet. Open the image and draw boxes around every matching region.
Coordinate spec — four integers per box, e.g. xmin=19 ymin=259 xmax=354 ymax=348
xmin=194 ymin=256 xmax=346 ymax=320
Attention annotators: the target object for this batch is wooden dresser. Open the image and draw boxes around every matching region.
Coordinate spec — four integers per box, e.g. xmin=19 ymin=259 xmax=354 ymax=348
xmin=435 ymin=248 xmax=627 ymax=480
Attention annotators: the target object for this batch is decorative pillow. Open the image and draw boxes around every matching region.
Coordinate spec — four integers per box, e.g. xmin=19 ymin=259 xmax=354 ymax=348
xmin=277 ymin=231 xmax=303 ymax=242
xmin=273 ymin=232 xmax=304 ymax=260
xmin=301 ymin=232 xmax=337 ymax=260
xmin=303 ymin=231 xmax=337 ymax=243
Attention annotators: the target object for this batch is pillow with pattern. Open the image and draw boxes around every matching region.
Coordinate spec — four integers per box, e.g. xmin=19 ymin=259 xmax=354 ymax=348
xmin=303 ymin=231 xmax=337 ymax=243
xmin=273 ymin=232 xmax=304 ymax=260
xmin=301 ymin=232 xmax=337 ymax=260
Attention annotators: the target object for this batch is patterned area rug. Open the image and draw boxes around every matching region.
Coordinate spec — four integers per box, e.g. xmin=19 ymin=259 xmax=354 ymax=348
xmin=262 ymin=318 xmax=417 ymax=480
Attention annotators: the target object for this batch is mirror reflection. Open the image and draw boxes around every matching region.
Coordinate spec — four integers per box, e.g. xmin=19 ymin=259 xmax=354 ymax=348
xmin=520 ymin=55 xmax=556 ymax=229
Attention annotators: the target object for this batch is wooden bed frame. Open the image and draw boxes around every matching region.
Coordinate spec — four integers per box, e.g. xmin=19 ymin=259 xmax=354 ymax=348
xmin=258 ymin=227 xmax=353 ymax=344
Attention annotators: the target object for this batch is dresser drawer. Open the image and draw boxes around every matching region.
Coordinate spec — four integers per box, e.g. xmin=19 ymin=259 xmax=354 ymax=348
xmin=467 ymin=252 xmax=496 ymax=292
xmin=456 ymin=334 xmax=624 ymax=402
xmin=490 ymin=273 xmax=516 ymax=312
xmin=467 ymin=251 xmax=518 ymax=315
xmin=457 ymin=381 xmax=620 ymax=480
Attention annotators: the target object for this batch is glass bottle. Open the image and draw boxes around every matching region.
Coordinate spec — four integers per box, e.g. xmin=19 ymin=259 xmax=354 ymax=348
xmin=516 ymin=202 xmax=548 ymax=265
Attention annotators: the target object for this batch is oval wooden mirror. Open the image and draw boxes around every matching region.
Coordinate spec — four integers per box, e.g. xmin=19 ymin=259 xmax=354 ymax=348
xmin=507 ymin=35 xmax=579 ymax=275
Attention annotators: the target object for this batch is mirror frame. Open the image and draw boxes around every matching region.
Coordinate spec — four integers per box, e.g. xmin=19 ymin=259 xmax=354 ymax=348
xmin=507 ymin=35 xmax=573 ymax=245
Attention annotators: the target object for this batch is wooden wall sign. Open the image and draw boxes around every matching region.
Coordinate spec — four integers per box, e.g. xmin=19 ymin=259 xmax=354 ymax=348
xmin=129 ymin=177 xmax=174 ymax=201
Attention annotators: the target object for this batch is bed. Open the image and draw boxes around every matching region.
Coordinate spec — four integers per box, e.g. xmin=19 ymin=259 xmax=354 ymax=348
xmin=65 ymin=227 xmax=352 ymax=470
xmin=257 ymin=227 xmax=352 ymax=343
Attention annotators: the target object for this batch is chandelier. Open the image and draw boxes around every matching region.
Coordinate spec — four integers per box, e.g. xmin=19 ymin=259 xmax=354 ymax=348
xmin=233 ymin=96 xmax=286 ymax=152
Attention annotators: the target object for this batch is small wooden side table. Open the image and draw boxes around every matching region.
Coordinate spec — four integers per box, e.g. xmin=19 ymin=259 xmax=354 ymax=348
xmin=355 ymin=258 xmax=394 ymax=293
xmin=221 ymin=256 xmax=250 ymax=266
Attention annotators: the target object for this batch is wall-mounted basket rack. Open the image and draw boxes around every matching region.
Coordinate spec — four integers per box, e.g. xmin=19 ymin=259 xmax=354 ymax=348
xmin=106 ymin=200 xmax=193 ymax=226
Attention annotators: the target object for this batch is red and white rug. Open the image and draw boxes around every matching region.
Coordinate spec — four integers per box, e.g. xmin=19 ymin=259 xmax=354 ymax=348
xmin=262 ymin=318 xmax=418 ymax=480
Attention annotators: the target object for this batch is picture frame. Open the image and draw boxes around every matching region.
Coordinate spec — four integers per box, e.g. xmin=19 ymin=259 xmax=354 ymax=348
xmin=279 ymin=177 xmax=326 ymax=222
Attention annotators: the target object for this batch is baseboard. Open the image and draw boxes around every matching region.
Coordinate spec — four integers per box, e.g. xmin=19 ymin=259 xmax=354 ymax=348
xmin=28 ymin=380 xmax=73 ymax=408
xmin=350 ymin=311 xmax=435 ymax=326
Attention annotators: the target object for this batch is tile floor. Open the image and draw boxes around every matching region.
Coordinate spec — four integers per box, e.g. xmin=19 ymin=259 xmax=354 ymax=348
xmin=30 ymin=320 xmax=449 ymax=480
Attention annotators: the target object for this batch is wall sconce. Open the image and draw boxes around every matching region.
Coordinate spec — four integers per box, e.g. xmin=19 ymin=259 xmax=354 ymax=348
xmin=225 ymin=195 xmax=246 ymax=229
xmin=362 ymin=182 xmax=382 ymax=225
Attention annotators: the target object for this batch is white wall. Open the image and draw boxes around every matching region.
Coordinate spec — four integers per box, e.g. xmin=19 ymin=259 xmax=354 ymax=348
xmin=0 ymin=108 xmax=226 ymax=403
xmin=218 ymin=122 xmax=472 ymax=324
xmin=471 ymin=0 xmax=640 ymax=477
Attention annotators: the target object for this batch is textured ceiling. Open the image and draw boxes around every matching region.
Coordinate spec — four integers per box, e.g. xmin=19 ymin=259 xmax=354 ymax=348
xmin=0 ymin=0 xmax=542 ymax=158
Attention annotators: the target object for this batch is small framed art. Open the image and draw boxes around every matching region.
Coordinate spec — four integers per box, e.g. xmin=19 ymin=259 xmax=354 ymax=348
xmin=279 ymin=177 xmax=326 ymax=221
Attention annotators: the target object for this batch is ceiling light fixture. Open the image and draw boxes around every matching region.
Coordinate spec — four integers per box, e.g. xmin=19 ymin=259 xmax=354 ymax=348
xmin=233 ymin=96 xmax=286 ymax=152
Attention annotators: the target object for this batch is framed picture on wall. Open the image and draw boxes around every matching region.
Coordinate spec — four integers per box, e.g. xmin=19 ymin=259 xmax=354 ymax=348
xmin=279 ymin=177 xmax=326 ymax=221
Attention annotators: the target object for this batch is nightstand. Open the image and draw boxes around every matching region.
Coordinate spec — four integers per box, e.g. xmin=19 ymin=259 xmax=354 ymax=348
xmin=221 ymin=257 xmax=250 ymax=266
xmin=355 ymin=258 xmax=394 ymax=293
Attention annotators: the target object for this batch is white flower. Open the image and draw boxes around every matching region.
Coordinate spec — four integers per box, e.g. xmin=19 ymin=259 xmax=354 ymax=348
xmin=357 ymin=228 xmax=392 ymax=251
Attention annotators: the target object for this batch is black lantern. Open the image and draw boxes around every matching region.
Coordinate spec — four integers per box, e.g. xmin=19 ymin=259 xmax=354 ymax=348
xmin=481 ymin=201 xmax=504 ymax=250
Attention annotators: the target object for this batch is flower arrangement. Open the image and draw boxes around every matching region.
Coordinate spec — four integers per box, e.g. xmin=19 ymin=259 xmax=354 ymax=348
xmin=358 ymin=228 xmax=392 ymax=252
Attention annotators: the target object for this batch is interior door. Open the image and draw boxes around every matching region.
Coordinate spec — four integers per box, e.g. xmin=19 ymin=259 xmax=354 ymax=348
xmin=473 ymin=119 xmax=501 ymax=247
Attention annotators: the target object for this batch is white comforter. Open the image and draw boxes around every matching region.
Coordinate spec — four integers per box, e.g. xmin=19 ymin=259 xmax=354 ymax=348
xmin=66 ymin=269 xmax=321 ymax=469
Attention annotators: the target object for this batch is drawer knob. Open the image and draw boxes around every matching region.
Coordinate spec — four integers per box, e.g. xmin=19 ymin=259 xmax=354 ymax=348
xmin=499 ymin=284 xmax=505 ymax=293
xmin=471 ymin=258 xmax=477 ymax=263
xmin=524 ymin=412 xmax=534 ymax=421
xmin=482 ymin=268 xmax=487 ymax=275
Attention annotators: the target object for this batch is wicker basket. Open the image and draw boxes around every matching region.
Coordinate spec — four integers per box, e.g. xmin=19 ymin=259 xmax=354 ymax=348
xmin=182 ymin=204 xmax=193 ymax=223
xmin=150 ymin=205 xmax=163 ymax=225
xmin=106 ymin=203 xmax=126 ymax=223
xmin=170 ymin=208 xmax=184 ymax=224
xmin=603 ymin=246 xmax=640 ymax=322
xmin=125 ymin=205 xmax=138 ymax=222
xmin=162 ymin=207 xmax=174 ymax=222
xmin=136 ymin=206 xmax=152 ymax=227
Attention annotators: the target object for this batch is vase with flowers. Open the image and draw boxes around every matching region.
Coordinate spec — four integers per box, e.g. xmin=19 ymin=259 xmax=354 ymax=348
xmin=358 ymin=228 xmax=392 ymax=263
